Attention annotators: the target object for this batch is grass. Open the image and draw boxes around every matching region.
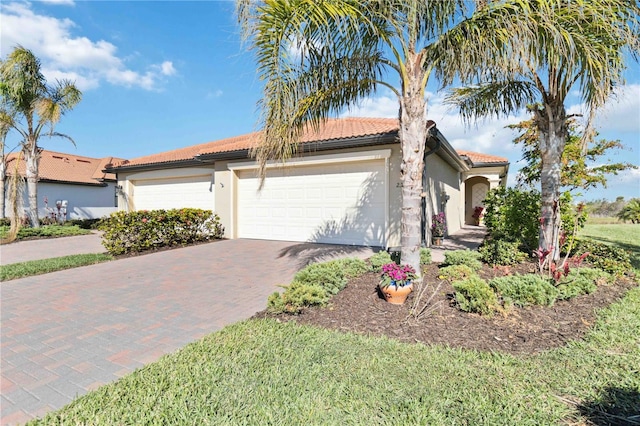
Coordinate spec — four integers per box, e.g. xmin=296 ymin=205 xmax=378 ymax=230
xmin=585 ymin=216 xmax=622 ymax=225
xmin=0 ymin=224 xmax=91 ymax=241
xmin=0 ymin=253 xmax=113 ymax=281
xmin=580 ymin=223 xmax=640 ymax=270
xmin=29 ymin=286 xmax=640 ymax=425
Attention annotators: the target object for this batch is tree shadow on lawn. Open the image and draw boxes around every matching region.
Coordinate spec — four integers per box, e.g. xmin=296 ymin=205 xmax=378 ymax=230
xmin=577 ymin=386 xmax=640 ymax=425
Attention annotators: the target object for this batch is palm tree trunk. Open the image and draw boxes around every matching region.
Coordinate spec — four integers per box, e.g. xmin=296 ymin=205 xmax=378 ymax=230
xmin=399 ymin=61 xmax=427 ymax=277
xmin=24 ymin=146 xmax=40 ymax=228
xmin=538 ymin=106 xmax=567 ymax=261
xmin=0 ymin=159 xmax=5 ymax=219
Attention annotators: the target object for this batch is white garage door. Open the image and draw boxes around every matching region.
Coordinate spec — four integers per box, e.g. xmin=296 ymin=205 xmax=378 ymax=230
xmin=237 ymin=160 xmax=386 ymax=246
xmin=132 ymin=175 xmax=214 ymax=211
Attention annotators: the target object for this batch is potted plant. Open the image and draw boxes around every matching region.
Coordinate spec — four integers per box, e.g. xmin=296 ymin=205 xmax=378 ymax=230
xmin=379 ymin=262 xmax=416 ymax=304
xmin=431 ymin=212 xmax=447 ymax=245
xmin=472 ymin=206 xmax=484 ymax=226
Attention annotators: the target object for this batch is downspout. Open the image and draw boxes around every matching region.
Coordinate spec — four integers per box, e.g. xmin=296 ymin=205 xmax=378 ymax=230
xmin=421 ymin=123 xmax=440 ymax=247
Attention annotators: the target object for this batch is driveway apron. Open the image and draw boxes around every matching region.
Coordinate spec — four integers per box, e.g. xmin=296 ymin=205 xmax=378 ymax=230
xmin=1 ymin=239 xmax=374 ymax=425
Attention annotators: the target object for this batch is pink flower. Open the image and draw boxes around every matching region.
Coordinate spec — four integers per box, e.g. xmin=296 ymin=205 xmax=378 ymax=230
xmin=142 ymin=218 xmax=148 ymax=223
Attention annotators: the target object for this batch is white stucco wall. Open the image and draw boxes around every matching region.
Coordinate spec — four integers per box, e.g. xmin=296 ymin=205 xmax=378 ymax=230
xmin=424 ymin=153 xmax=463 ymax=239
xmin=4 ymin=181 xmax=117 ymax=220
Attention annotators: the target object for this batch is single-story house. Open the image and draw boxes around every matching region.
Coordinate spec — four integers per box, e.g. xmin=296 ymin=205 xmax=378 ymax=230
xmin=4 ymin=150 xmax=125 ymax=220
xmin=106 ymin=117 xmax=508 ymax=248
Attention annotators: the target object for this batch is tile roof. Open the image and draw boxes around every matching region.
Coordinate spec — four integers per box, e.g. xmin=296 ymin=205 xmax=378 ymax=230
xmin=113 ymin=117 xmax=401 ymax=168
xmin=6 ymin=150 xmax=124 ymax=185
xmin=110 ymin=117 xmax=508 ymax=169
xmin=456 ymin=150 xmax=509 ymax=165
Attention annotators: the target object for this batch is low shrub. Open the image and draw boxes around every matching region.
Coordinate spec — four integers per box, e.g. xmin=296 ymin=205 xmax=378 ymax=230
xmin=98 ymin=209 xmax=224 ymax=255
xmin=572 ymin=239 xmax=632 ymax=276
xmin=334 ymin=258 xmax=368 ymax=279
xmin=489 ymin=274 xmax=558 ymax=307
xmin=65 ymin=218 xmax=102 ymax=229
xmin=479 ymin=239 xmax=528 ymax=266
xmin=420 ymin=247 xmax=432 ymax=265
xmin=555 ymin=268 xmax=612 ymax=300
xmin=438 ymin=264 xmax=476 ymax=282
xmin=0 ymin=224 xmax=90 ymax=240
xmin=369 ymin=251 xmax=392 ymax=272
xmin=267 ymin=257 xmax=367 ymax=313
xmin=443 ymin=250 xmax=483 ymax=271
xmin=452 ymin=276 xmax=497 ymax=315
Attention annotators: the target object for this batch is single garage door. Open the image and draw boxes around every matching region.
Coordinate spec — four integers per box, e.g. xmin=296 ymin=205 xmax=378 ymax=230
xmin=132 ymin=175 xmax=214 ymax=211
xmin=237 ymin=160 xmax=386 ymax=246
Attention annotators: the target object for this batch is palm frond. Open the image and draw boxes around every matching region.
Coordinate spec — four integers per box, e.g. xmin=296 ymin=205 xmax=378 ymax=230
xmin=445 ymin=81 xmax=539 ymax=123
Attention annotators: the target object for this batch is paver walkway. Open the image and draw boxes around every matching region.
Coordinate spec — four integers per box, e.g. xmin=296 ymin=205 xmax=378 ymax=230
xmin=0 ymin=232 xmax=105 ymax=265
xmin=1 ymin=239 xmax=374 ymax=425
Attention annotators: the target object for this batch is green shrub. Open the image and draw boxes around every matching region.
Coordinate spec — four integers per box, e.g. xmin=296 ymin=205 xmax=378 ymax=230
xmin=267 ymin=282 xmax=328 ymax=314
xmin=443 ymin=250 xmax=483 ymax=271
xmin=438 ymin=264 xmax=476 ymax=282
xmin=369 ymin=251 xmax=392 ymax=272
xmin=489 ymin=274 xmax=558 ymax=307
xmin=479 ymin=239 xmax=528 ymax=266
xmin=420 ymin=247 xmax=432 ymax=265
xmin=1 ymin=224 xmax=91 ymax=240
xmin=293 ymin=260 xmax=348 ymax=295
xmin=572 ymin=238 xmax=632 ymax=276
xmin=65 ymin=218 xmax=101 ymax=229
xmin=98 ymin=209 xmax=224 ymax=255
xmin=334 ymin=258 xmax=368 ymax=279
xmin=452 ymin=276 xmax=497 ymax=315
xmin=556 ymin=268 xmax=612 ymax=300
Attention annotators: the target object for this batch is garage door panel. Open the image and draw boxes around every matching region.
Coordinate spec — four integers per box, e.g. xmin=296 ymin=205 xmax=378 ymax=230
xmin=133 ymin=175 xmax=214 ymax=211
xmin=237 ymin=160 xmax=386 ymax=246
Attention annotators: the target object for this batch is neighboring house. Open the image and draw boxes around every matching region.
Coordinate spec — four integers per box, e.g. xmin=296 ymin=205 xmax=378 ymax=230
xmin=4 ymin=150 xmax=125 ymax=220
xmin=107 ymin=117 xmax=508 ymax=248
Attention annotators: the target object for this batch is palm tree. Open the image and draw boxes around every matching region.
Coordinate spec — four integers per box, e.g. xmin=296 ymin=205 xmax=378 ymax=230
xmin=443 ymin=0 xmax=639 ymax=260
xmin=0 ymin=46 xmax=82 ymax=227
xmin=617 ymin=199 xmax=640 ymax=224
xmin=237 ymin=0 xmax=537 ymax=276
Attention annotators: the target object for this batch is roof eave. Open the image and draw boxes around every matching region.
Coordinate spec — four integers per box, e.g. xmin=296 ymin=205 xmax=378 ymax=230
xmin=195 ymin=132 xmax=399 ymax=162
xmin=105 ymin=158 xmax=212 ymax=173
xmin=429 ymin=128 xmax=470 ymax=172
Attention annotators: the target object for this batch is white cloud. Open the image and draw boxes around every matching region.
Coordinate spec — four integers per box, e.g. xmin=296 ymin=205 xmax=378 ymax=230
xmin=206 ymin=89 xmax=224 ymax=99
xmin=39 ymin=0 xmax=75 ymax=5
xmin=342 ymin=91 xmax=528 ymax=155
xmin=0 ymin=2 xmax=176 ymax=91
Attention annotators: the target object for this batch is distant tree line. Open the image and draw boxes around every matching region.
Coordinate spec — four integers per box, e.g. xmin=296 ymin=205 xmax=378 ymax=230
xmin=584 ymin=197 xmax=639 ymax=221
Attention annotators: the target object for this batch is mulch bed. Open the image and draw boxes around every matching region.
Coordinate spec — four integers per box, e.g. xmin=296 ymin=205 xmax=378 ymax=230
xmin=255 ymin=261 xmax=638 ymax=355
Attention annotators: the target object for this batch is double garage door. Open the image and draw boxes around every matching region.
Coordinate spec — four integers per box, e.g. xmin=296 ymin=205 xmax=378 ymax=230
xmin=236 ymin=159 xmax=387 ymax=246
xmin=132 ymin=175 xmax=214 ymax=211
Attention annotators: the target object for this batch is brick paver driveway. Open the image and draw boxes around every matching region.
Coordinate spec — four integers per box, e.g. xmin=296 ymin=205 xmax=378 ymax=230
xmin=1 ymin=239 xmax=374 ymax=424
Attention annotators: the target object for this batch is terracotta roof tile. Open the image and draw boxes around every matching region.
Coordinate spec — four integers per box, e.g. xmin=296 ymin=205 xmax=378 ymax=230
xmin=117 ymin=118 xmax=400 ymax=168
xmin=6 ymin=150 xmax=125 ymax=185
xmin=456 ymin=150 xmax=508 ymax=164
xmin=113 ymin=118 xmax=508 ymax=169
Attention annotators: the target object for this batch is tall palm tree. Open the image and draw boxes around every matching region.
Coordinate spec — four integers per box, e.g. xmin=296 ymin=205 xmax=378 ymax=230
xmin=0 ymin=46 xmax=82 ymax=227
xmin=237 ymin=0 xmax=534 ymax=275
xmin=442 ymin=0 xmax=639 ymax=260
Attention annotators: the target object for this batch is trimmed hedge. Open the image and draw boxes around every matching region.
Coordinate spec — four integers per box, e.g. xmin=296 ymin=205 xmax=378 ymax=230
xmin=572 ymin=238 xmax=632 ymax=276
xmin=98 ymin=209 xmax=224 ymax=255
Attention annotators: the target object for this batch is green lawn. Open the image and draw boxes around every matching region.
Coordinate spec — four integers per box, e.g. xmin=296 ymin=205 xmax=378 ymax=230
xmin=0 ymin=253 xmax=114 ymax=281
xmin=30 ymin=286 xmax=640 ymax=425
xmin=0 ymin=224 xmax=91 ymax=240
xmin=580 ymin=224 xmax=640 ymax=270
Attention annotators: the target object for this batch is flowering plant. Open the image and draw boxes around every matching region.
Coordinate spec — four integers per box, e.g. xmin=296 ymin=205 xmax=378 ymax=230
xmin=472 ymin=206 xmax=484 ymax=220
xmin=431 ymin=212 xmax=447 ymax=237
xmin=379 ymin=263 xmax=416 ymax=288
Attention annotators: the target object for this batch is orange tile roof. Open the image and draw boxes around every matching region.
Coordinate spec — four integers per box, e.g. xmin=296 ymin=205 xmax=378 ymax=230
xmin=6 ymin=150 xmax=125 ymax=185
xmin=115 ymin=117 xmax=400 ymax=168
xmin=112 ymin=118 xmax=508 ymax=169
xmin=456 ymin=150 xmax=508 ymax=164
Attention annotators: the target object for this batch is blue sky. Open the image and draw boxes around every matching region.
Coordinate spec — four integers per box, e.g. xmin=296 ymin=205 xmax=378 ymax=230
xmin=2 ymin=0 xmax=639 ymax=201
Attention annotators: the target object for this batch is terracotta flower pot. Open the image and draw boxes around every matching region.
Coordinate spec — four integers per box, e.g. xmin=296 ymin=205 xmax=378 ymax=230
xmin=381 ymin=282 xmax=413 ymax=305
xmin=432 ymin=236 xmax=443 ymax=246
